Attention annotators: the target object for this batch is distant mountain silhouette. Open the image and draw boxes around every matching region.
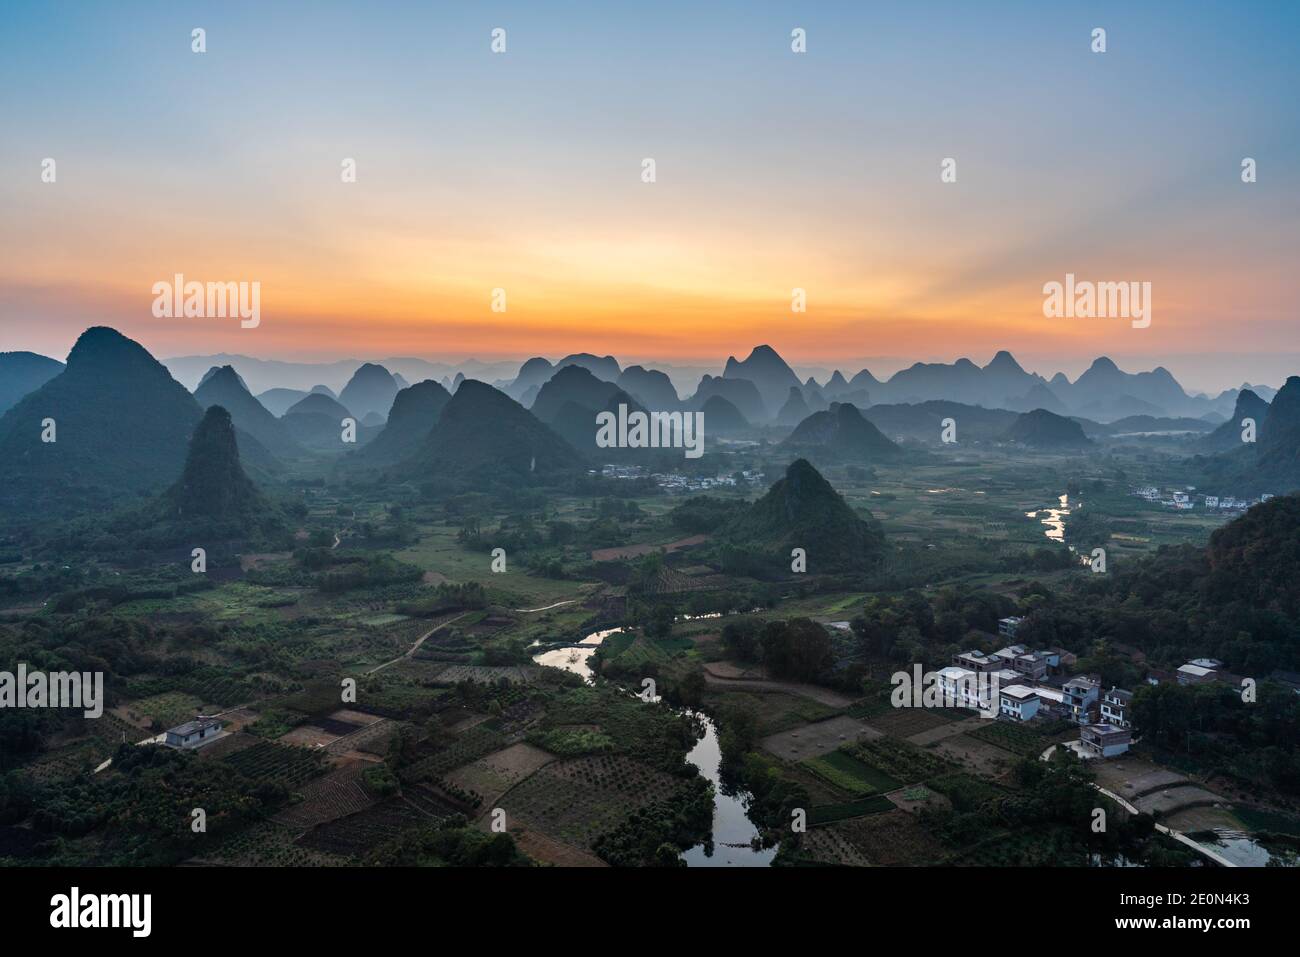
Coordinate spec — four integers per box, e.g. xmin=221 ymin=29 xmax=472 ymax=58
xmin=555 ymin=353 xmax=620 ymax=382
xmin=802 ymin=378 xmax=830 ymax=412
xmin=550 ymin=389 xmax=649 ymax=455
xmin=0 ymin=327 xmax=201 ymax=511
xmin=700 ymin=395 xmax=749 ymax=434
xmin=858 ymin=401 xmax=1016 ymax=445
xmin=400 ymin=379 xmax=584 ymax=483
xmin=153 ymin=405 xmax=284 ymax=540
xmin=723 ymin=345 xmax=802 ymax=418
xmin=338 ymin=363 xmax=400 ymax=421
xmin=531 ymin=365 xmax=623 ymax=424
xmin=823 ymin=370 xmax=851 ymax=398
xmin=197 ymin=364 xmax=248 ymax=391
xmin=310 ymin=384 xmax=338 ymax=399
xmin=1006 ymin=382 xmax=1068 ymax=416
xmin=782 ymin=402 xmax=902 ymax=461
xmin=848 ymin=368 xmax=883 ymax=393
xmin=504 ymin=357 xmax=555 ymax=400
xmin=1253 ymin=376 xmax=1300 ymax=491
xmin=814 ymin=351 xmax=1237 ymax=422
xmin=723 ymin=459 xmax=885 ymax=572
xmin=618 ymin=365 xmax=680 ymax=411
xmin=527 ymin=366 xmax=650 ymax=455
xmin=1200 ymin=389 xmax=1270 ymax=452
xmin=360 ymin=379 xmax=452 ymax=466
xmin=0 ymin=351 xmax=64 ymax=414
xmin=1005 ymin=409 xmax=1092 ymax=448
xmin=282 ymin=392 xmax=369 ymax=450
xmin=256 ymin=387 xmax=310 ymax=416
xmin=689 ymin=374 xmax=766 ymax=423
xmin=1075 ymin=393 xmax=1165 ymax=421
xmin=776 ymin=387 xmax=812 ymax=426
xmin=1056 ymin=358 xmax=1193 ymax=419
xmin=194 ymin=365 xmax=296 ymax=453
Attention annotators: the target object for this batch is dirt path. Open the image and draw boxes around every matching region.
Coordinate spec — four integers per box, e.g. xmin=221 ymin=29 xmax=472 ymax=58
xmin=513 ymin=599 xmax=577 ymax=613
xmin=701 ymin=663 xmax=855 ymax=708
xmin=366 ymin=613 xmax=469 ymax=675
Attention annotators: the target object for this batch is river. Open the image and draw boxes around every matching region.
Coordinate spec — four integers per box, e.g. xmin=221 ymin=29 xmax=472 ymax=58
xmin=1025 ymin=492 xmax=1075 ymax=542
xmin=532 ymin=626 xmax=775 ymax=866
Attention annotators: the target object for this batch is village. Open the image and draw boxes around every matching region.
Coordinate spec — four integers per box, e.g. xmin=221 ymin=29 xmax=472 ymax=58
xmin=933 ymin=616 xmax=1299 ymax=768
xmin=1130 ymin=485 xmax=1274 ymax=513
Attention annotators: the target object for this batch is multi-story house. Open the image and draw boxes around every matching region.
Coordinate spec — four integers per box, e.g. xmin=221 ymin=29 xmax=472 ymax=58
xmin=1080 ymin=723 xmax=1132 ymax=758
xmin=952 ymin=650 xmax=1001 ymax=673
xmin=999 ymin=685 xmax=1040 ymax=722
xmin=1099 ymin=687 xmax=1133 ymax=728
xmin=936 ymin=666 xmax=995 ymax=712
xmin=1062 ymin=675 xmax=1100 ymax=723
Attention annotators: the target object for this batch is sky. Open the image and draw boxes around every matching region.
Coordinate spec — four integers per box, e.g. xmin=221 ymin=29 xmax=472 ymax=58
xmin=1 ymin=0 xmax=1298 ymax=393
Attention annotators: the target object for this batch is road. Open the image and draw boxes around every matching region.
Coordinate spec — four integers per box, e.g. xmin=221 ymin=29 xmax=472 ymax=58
xmin=366 ymin=612 xmax=469 ymax=675
xmin=512 ymin=599 xmax=577 ymax=613
xmin=1040 ymin=744 xmax=1236 ymax=867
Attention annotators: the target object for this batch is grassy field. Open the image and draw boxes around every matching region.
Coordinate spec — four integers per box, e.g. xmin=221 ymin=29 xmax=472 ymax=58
xmin=394 ymin=523 xmax=597 ymax=607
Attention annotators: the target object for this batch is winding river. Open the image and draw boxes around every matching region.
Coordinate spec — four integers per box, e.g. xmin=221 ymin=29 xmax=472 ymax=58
xmin=532 ymin=627 xmax=775 ymax=866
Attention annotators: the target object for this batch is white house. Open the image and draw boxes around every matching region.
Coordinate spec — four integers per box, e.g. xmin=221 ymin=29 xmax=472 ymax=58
xmin=936 ymin=666 xmax=995 ymax=711
xmin=1062 ymin=676 xmax=1101 ymax=723
xmin=997 ymin=617 xmax=1024 ymax=639
xmin=164 ymin=717 xmax=223 ymax=749
xmin=999 ymin=685 xmax=1040 ymax=722
xmin=1080 ymin=723 xmax=1132 ymax=758
xmin=1100 ymin=687 xmax=1133 ymax=729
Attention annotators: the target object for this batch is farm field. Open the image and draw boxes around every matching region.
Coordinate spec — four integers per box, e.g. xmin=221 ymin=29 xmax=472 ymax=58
xmin=494 ymin=755 xmax=689 ymax=851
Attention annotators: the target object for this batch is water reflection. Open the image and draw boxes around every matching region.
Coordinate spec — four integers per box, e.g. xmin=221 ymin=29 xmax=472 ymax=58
xmin=533 ymin=627 xmax=775 ymax=867
xmin=1026 ymin=493 xmax=1075 ymax=542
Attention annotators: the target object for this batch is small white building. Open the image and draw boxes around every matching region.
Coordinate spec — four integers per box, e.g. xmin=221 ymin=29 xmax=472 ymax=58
xmin=1080 ymin=723 xmax=1132 ymax=758
xmin=164 ymin=717 xmax=223 ymax=749
xmin=999 ymin=685 xmax=1040 ymax=722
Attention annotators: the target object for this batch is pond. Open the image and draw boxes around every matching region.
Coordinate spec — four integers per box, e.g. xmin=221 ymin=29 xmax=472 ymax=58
xmin=1191 ymin=828 xmax=1299 ymax=867
xmin=533 ymin=627 xmax=775 ymax=867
